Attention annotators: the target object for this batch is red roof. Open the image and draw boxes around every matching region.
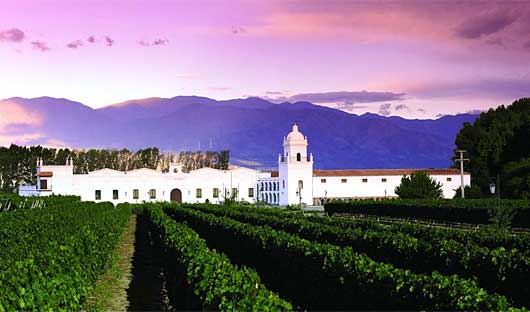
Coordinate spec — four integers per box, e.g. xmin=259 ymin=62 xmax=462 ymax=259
xmin=312 ymin=168 xmax=468 ymax=177
xmin=270 ymin=171 xmax=279 ymax=177
xmin=37 ymin=171 xmax=53 ymax=177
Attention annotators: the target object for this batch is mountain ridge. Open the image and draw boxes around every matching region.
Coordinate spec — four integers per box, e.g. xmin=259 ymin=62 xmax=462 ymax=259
xmin=0 ymin=96 xmax=478 ymax=169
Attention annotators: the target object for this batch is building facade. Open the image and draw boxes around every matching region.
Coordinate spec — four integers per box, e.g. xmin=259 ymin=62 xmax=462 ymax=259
xmin=20 ymin=123 xmax=471 ymax=205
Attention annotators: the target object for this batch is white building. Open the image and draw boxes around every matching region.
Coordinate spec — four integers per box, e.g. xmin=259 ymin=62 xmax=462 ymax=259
xmin=20 ymin=123 xmax=470 ymax=205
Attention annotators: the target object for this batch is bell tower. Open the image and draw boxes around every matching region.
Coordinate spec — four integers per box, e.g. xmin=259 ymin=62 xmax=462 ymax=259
xmin=278 ymin=123 xmax=313 ymax=206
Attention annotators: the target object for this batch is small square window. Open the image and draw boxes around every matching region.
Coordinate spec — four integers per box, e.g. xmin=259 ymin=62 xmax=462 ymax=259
xmin=446 ymin=177 xmax=452 ymax=182
xmin=362 ymin=178 xmax=368 ymax=183
xmin=95 ymin=190 xmax=101 ymax=200
xmin=341 ymin=178 xmax=347 ymax=183
xmin=321 ymin=179 xmax=327 ymax=183
xmin=113 ymin=190 xmax=119 ymax=200
xmin=149 ymin=189 xmax=156 ymax=199
xmin=196 ymin=188 xmax=202 ymax=198
xmin=133 ymin=189 xmax=139 ymax=199
xmin=381 ymin=178 xmax=387 ymax=183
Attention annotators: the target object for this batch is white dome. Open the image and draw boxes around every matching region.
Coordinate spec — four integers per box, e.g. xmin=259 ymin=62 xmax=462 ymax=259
xmin=286 ymin=123 xmax=305 ymax=141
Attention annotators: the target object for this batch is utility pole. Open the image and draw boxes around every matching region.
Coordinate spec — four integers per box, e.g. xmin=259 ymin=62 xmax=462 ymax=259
xmin=455 ymin=150 xmax=469 ymax=199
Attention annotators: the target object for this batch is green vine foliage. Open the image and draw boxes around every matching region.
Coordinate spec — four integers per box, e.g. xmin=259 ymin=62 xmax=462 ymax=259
xmin=181 ymin=203 xmax=530 ymax=308
xmin=324 ymin=199 xmax=530 ymax=227
xmin=164 ymin=204 xmax=521 ymax=311
xmin=0 ymin=201 xmax=130 ymax=311
xmin=144 ymin=204 xmax=292 ymax=311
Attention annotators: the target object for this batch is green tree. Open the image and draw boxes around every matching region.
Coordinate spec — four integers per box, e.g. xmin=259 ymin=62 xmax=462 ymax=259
xmin=395 ymin=171 xmax=443 ymax=199
xmin=454 ymin=98 xmax=530 ymax=198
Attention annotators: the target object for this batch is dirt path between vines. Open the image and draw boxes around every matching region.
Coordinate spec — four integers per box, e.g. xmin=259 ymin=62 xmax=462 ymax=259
xmin=83 ymin=214 xmax=137 ymax=311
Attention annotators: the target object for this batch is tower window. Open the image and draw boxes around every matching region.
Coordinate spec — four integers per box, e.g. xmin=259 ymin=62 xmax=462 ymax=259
xmin=113 ymin=190 xmax=119 ymax=200
xmin=321 ymin=179 xmax=327 ymax=183
xmin=95 ymin=190 xmax=101 ymax=200
xmin=133 ymin=189 xmax=139 ymax=199
xmin=149 ymin=189 xmax=156 ymax=199
xmin=381 ymin=178 xmax=387 ymax=183
xmin=446 ymin=177 xmax=452 ymax=182
xmin=362 ymin=178 xmax=368 ymax=183
xmin=297 ymin=153 xmax=301 ymax=161
xmin=341 ymin=179 xmax=347 ymax=183
xmin=196 ymin=188 xmax=202 ymax=198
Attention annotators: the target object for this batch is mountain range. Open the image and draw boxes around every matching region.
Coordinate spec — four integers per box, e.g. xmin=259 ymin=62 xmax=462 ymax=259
xmin=1 ymin=96 xmax=478 ymax=169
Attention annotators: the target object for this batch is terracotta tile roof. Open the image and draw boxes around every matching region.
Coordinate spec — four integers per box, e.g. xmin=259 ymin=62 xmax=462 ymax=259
xmin=270 ymin=171 xmax=279 ymax=177
xmin=37 ymin=171 xmax=53 ymax=177
xmin=312 ymin=168 xmax=468 ymax=177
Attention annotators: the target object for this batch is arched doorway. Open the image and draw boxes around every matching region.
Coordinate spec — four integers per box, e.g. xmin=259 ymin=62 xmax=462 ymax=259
xmin=170 ymin=188 xmax=182 ymax=203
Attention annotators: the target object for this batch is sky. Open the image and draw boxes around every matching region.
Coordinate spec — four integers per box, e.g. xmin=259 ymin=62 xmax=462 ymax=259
xmin=1 ymin=0 xmax=530 ymax=119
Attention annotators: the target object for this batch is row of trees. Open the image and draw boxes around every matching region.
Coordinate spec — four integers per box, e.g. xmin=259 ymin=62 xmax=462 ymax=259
xmin=0 ymin=145 xmax=229 ymax=193
xmin=454 ymin=98 xmax=530 ymax=199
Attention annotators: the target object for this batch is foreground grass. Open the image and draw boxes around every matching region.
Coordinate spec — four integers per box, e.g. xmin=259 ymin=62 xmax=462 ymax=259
xmin=82 ymin=214 xmax=137 ymax=311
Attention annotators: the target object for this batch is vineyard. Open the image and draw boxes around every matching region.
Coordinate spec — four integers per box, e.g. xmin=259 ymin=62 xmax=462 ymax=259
xmin=1 ymin=197 xmax=530 ymax=311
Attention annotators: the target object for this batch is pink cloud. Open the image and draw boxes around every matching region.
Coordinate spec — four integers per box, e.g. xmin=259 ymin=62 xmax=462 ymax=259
xmin=139 ymin=38 xmax=169 ymax=46
xmin=104 ymin=36 xmax=114 ymax=47
xmin=87 ymin=35 xmax=96 ymax=43
xmin=66 ymin=40 xmax=83 ymax=49
xmin=0 ymin=101 xmax=42 ymax=131
xmin=31 ymin=41 xmax=50 ymax=52
xmin=0 ymin=27 xmax=25 ymax=43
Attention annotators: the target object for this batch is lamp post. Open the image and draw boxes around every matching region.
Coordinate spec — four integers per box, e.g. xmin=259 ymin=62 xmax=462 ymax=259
xmin=490 ymin=173 xmax=501 ymax=210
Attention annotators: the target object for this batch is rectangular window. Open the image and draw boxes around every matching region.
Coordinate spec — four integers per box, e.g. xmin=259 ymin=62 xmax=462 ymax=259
xmin=149 ymin=189 xmax=156 ymax=199
xmin=248 ymin=187 xmax=254 ymax=197
xmin=113 ymin=190 xmax=119 ymax=200
xmin=321 ymin=179 xmax=327 ymax=183
xmin=232 ymin=188 xmax=238 ymax=197
xmin=446 ymin=177 xmax=452 ymax=182
xmin=196 ymin=188 xmax=202 ymax=198
xmin=362 ymin=178 xmax=368 ymax=183
xmin=213 ymin=188 xmax=219 ymax=198
xmin=95 ymin=190 xmax=101 ymax=200
xmin=40 ymin=179 xmax=48 ymax=190
xmin=341 ymin=178 xmax=347 ymax=183
xmin=133 ymin=189 xmax=139 ymax=199
xmin=381 ymin=178 xmax=387 ymax=182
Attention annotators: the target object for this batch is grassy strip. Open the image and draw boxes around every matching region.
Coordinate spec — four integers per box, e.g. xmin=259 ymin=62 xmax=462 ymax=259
xmin=82 ymin=214 xmax=137 ymax=312
xmin=167 ymin=204 xmax=521 ymax=311
xmin=145 ymin=204 xmax=292 ymax=311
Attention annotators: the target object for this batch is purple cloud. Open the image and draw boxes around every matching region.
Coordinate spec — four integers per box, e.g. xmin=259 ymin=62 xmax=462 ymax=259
xmin=0 ymin=28 xmax=25 ymax=43
xmin=87 ymin=36 xmax=96 ymax=43
xmin=466 ymin=109 xmax=485 ymax=114
xmin=153 ymin=38 xmax=169 ymax=45
xmin=378 ymin=103 xmax=392 ymax=116
xmin=395 ymin=104 xmax=410 ymax=111
xmin=417 ymin=108 xmax=426 ymax=114
xmin=455 ymin=10 xmax=518 ymax=39
xmin=272 ymin=91 xmax=406 ymax=104
xmin=231 ymin=26 xmax=246 ymax=34
xmin=31 ymin=41 xmax=50 ymax=52
xmin=104 ymin=36 xmax=114 ymax=47
xmin=266 ymin=91 xmax=285 ymax=95
xmin=523 ymin=40 xmax=530 ymax=50
xmin=66 ymin=40 xmax=83 ymax=49
xmin=139 ymin=38 xmax=169 ymax=46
